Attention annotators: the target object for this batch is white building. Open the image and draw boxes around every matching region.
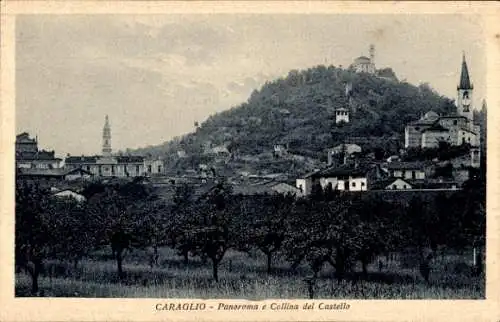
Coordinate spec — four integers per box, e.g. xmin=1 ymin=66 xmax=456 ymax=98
xmin=335 ymin=107 xmax=349 ymax=124
xmin=383 ymin=161 xmax=427 ymax=180
xmin=296 ymin=166 xmax=368 ymax=195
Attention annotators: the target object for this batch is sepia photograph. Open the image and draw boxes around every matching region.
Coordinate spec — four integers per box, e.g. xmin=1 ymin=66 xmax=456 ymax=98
xmin=1 ymin=1 xmax=500 ymax=321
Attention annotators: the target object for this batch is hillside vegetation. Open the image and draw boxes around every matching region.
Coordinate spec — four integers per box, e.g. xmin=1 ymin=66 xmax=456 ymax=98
xmin=131 ymin=65 xmax=457 ymax=171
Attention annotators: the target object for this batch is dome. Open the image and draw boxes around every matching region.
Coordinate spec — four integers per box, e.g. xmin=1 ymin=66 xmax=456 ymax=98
xmin=354 ymin=56 xmax=371 ymax=63
xmin=423 ymin=111 xmax=439 ymax=121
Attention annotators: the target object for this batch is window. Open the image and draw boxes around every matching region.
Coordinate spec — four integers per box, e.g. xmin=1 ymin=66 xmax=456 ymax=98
xmin=453 ymin=120 xmax=458 ymax=125
xmin=403 ymin=185 xmax=407 ymax=189
xmin=148 ymin=165 xmax=152 ymax=173
xmin=111 ymin=165 xmax=115 ymax=175
xmin=352 ymin=182 xmax=356 ymax=187
xmin=136 ymin=165 xmax=140 ymax=173
xmin=158 ymin=165 xmax=162 ymax=173
xmin=86 ymin=165 xmax=90 ymax=171
xmin=463 ymin=91 xmax=469 ymax=99
xmin=361 ymin=182 xmax=365 ymax=186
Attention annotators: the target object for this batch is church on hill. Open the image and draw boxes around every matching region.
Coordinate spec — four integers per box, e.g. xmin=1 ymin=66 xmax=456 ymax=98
xmin=404 ymin=54 xmax=481 ymax=149
xmin=350 ymin=44 xmax=376 ymax=74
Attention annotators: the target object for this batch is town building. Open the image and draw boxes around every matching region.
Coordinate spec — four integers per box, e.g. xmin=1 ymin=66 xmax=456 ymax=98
xmin=296 ymin=165 xmax=368 ymax=195
xmin=404 ymin=54 xmax=480 ymax=149
xmin=64 ymin=116 xmax=152 ymax=178
xmin=15 ymin=132 xmax=62 ymax=169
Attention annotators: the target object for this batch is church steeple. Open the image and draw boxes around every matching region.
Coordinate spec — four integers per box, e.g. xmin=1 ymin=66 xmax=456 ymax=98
xmin=102 ymin=115 xmax=112 ymax=156
xmin=458 ymin=52 xmax=473 ymax=90
xmin=457 ymin=53 xmax=474 ymax=121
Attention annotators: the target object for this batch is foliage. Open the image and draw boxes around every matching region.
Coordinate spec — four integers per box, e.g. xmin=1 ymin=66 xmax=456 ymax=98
xmin=126 ymin=65 xmax=455 ymax=172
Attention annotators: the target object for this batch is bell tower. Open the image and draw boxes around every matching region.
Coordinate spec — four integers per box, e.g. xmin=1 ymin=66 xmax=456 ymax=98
xmin=102 ymin=115 xmax=112 ymax=156
xmin=457 ymin=53 xmax=474 ymax=121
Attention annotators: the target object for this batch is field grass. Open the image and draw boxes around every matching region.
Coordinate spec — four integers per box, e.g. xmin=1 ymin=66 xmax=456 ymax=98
xmin=15 ymin=247 xmax=484 ymax=299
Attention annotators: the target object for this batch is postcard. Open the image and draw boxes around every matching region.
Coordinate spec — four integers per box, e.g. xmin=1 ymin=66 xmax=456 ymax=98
xmin=1 ymin=1 xmax=499 ymax=321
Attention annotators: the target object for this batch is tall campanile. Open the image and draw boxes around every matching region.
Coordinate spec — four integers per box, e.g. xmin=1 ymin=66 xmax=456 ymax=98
xmin=457 ymin=53 xmax=474 ymax=121
xmin=102 ymin=115 xmax=112 ymax=156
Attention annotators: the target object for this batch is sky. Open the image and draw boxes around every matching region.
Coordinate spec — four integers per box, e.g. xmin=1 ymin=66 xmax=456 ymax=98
xmin=16 ymin=14 xmax=486 ymax=156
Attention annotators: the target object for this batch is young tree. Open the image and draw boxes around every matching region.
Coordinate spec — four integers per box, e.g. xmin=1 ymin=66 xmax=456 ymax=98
xmin=176 ymin=181 xmax=236 ymax=282
xmin=46 ymin=198 xmax=97 ymax=269
xmin=86 ymin=182 xmax=152 ymax=279
xmin=15 ymin=183 xmax=52 ymax=294
xmin=239 ymin=193 xmax=295 ymax=274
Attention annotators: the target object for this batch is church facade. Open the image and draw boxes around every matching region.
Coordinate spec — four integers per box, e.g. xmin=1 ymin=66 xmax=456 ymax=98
xmin=404 ymin=54 xmax=480 ymax=149
xmin=64 ymin=116 xmax=162 ymax=177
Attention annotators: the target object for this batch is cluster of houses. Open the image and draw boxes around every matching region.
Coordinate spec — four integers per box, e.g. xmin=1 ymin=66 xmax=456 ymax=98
xmin=295 ymin=145 xmax=478 ymax=195
xmin=16 ymin=52 xmax=483 ymax=200
xmin=15 ymin=116 xmax=164 ymax=183
xmin=295 ymin=53 xmax=483 ymax=195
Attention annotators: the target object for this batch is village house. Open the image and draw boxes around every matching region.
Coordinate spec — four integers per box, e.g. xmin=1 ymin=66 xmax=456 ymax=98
xmin=296 ymin=165 xmax=368 ymax=195
xmin=382 ymin=161 xmax=429 ymax=180
xmin=15 ymin=132 xmax=62 ymax=169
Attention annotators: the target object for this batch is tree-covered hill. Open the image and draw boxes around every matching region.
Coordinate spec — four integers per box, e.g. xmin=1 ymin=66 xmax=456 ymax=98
xmin=129 ymin=65 xmax=457 ymax=171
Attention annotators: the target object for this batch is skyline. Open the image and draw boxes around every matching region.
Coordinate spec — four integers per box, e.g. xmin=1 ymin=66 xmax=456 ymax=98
xmin=16 ymin=14 xmax=486 ymax=156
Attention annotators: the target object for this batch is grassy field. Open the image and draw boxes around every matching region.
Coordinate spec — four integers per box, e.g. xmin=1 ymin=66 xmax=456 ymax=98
xmin=15 ymin=247 xmax=485 ymax=299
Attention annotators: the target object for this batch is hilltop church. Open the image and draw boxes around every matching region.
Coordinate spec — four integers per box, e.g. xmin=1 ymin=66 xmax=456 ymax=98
xmin=404 ymin=54 xmax=481 ymax=149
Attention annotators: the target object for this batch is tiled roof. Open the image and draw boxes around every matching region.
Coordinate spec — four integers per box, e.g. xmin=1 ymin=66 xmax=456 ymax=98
xmin=65 ymin=155 xmax=144 ymax=164
xmin=117 ymin=156 xmax=144 ymax=163
xmin=16 ymin=150 xmax=61 ymax=161
xmin=384 ymin=161 xmax=427 ymax=170
xmin=422 ymin=124 xmax=449 ymax=132
xmin=354 ymin=56 xmax=371 ymax=62
xmin=17 ymin=167 xmax=93 ymax=177
xmin=315 ymin=165 xmax=366 ymax=178
xmin=65 ymin=156 xmax=98 ymax=163
xmin=438 ymin=114 xmax=468 ymax=119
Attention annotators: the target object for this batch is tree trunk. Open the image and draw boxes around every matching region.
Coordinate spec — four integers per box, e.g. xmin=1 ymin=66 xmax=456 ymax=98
xmin=29 ymin=259 xmax=42 ymax=295
xmin=212 ymin=258 xmax=219 ymax=282
xmin=266 ymin=252 xmax=272 ymax=274
xmin=116 ymin=249 xmax=124 ymax=279
xmin=361 ymin=259 xmax=368 ymax=277
xmin=335 ymin=252 xmax=346 ymax=281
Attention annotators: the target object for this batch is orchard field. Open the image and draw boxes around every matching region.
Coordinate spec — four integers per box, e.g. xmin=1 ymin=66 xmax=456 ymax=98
xmin=15 ymin=177 xmax=485 ymax=299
